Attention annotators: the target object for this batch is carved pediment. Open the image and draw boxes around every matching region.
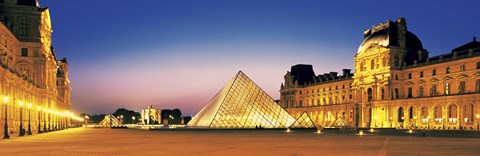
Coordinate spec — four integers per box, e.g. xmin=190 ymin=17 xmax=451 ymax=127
xmin=417 ymin=80 xmax=426 ymax=84
xmin=456 ymin=74 xmax=468 ymax=79
xmin=430 ymin=78 xmax=439 ymax=82
xmin=442 ymin=76 xmax=453 ymax=81
xmin=405 ymin=81 xmax=414 ymax=85
xmin=472 ymin=72 xmax=480 ymax=78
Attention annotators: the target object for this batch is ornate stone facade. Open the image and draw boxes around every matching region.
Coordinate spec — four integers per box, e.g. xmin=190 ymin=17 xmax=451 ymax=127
xmin=280 ymin=18 xmax=480 ymax=130
xmin=0 ymin=0 xmax=72 ymax=135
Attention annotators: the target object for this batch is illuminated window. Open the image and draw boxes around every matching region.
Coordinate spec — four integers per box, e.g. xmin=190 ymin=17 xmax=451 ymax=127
xmin=448 ymin=105 xmax=457 ymax=119
xmin=360 ymin=61 xmax=365 ymax=71
xmin=445 ymin=83 xmax=450 ymax=95
xmin=460 ymin=64 xmax=465 ymax=72
xmin=463 ymin=104 xmax=474 ymax=122
xmin=445 ymin=67 xmax=450 ymax=74
xmin=421 ymin=106 xmax=428 ymax=119
xmin=382 ymin=56 xmax=386 ymax=67
xmin=434 ymin=106 xmax=442 ymax=120
xmin=398 ymin=107 xmax=404 ymax=122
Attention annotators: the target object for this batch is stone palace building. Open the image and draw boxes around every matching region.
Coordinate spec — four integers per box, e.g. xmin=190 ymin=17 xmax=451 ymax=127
xmin=0 ymin=0 xmax=72 ymax=137
xmin=280 ymin=18 xmax=480 ymax=130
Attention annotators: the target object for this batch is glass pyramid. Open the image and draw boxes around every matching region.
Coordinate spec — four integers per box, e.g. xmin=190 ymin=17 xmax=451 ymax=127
xmin=289 ymin=111 xmax=316 ymax=129
xmin=330 ymin=117 xmax=348 ymax=127
xmin=95 ymin=114 xmax=124 ymax=128
xmin=187 ymin=71 xmax=296 ymax=128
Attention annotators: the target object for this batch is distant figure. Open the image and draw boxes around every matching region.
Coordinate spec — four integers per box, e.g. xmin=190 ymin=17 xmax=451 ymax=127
xmin=259 ymin=125 xmax=263 ymax=129
xmin=255 ymin=125 xmax=258 ymax=130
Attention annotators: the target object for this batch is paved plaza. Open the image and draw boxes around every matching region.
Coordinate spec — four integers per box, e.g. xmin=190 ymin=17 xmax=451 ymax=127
xmin=0 ymin=127 xmax=479 ymax=156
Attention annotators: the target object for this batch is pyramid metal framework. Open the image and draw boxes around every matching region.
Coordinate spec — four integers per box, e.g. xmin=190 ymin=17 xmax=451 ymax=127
xmin=330 ymin=117 xmax=349 ymax=128
xmin=95 ymin=114 xmax=124 ymax=128
xmin=188 ymin=71 xmax=296 ymax=128
xmin=289 ymin=111 xmax=316 ymax=129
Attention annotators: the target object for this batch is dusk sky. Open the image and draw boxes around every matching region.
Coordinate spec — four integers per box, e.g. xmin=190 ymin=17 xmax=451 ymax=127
xmin=40 ymin=0 xmax=479 ymax=115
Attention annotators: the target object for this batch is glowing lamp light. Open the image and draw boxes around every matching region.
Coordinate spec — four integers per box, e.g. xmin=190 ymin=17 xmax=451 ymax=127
xmin=18 ymin=101 xmax=24 ymax=107
xmin=408 ymin=129 xmax=413 ymax=134
xmin=370 ymin=128 xmax=374 ymax=133
xmin=316 ymin=130 xmax=321 ymax=134
xmin=37 ymin=106 xmax=41 ymax=111
xmin=27 ymin=103 xmax=32 ymax=109
xmin=359 ymin=130 xmax=364 ymax=135
xmin=2 ymin=96 xmax=9 ymax=103
xmin=286 ymin=128 xmax=291 ymax=133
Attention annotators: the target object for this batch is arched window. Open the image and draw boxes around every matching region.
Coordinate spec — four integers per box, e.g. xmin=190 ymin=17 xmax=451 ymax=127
xmin=434 ymin=105 xmax=442 ymax=122
xmin=409 ymin=106 xmax=414 ymax=119
xmin=398 ymin=107 xmax=404 ymax=122
xmin=445 ymin=83 xmax=450 ymax=95
xmin=463 ymin=104 xmax=474 ymax=122
xmin=370 ymin=59 xmax=375 ymax=69
xmin=367 ymin=88 xmax=373 ymax=102
xmin=421 ymin=106 xmax=428 ymax=119
xmin=448 ymin=105 xmax=457 ymax=119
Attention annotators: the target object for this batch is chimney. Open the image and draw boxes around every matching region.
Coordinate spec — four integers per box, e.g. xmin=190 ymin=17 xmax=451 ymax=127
xmin=342 ymin=69 xmax=351 ymax=77
xmin=317 ymin=75 xmax=324 ymax=82
xmin=330 ymin=72 xmax=337 ymax=80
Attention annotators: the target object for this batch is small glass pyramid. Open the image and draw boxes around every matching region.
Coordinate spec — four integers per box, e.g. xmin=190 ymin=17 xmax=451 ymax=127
xmin=289 ymin=111 xmax=316 ymax=129
xmin=187 ymin=71 xmax=296 ymax=128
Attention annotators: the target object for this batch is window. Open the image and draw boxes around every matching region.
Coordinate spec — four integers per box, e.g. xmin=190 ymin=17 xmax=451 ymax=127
xmin=432 ymin=69 xmax=436 ymax=76
xmin=408 ymin=88 xmax=412 ymax=98
xmin=409 ymin=107 xmax=414 ymax=119
xmin=460 ymin=64 xmax=465 ymax=72
xmin=395 ymin=75 xmax=398 ymax=80
xmin=419 ymin=86 xmax=424 ymax=97
xmin=367 ymin=88 xmax=373 ymax=102
xmin=299 ymin=100 xmax=303 ymax=107
xmin=382 ymin=57 xmax=386 ymax=67
xmin=349 ymin=94 xmax=352 ymax=99
xmin=408 ymin=73 xmax=412 ymax=79
xmin=19 ymin=17 xmax=30 ymax=36
xmin=299 ymin=91 xmax=302 ymax=94
xmin=21 ymin=48 xmax=28 ymax=57
xmin=445 ymin=83 xmax=450 ymax=95
xmin=342 ymin=84 xmax=345 ymax=89
xmin=446 ymin=67 xmax=450 ymax=74
xmin=431 ymin=84 xmax=437 ymax=96
xmin=371 ymin=59 xmax=375 ymax=70
xmin=477 ymin=62 xmax=480 ymax=69
xmin=476 ymin=80 xmax=480 ymax=92
xmin=381 ymin=88 xmax=385 ymax=99
xmin=420 ymin=71 xmax=423 ymax=78
xmin=459 ymin=81 xmax=465 ymax=94
xmin=394 ymin=56 xmax=399 ymax=67
xmin=398 ymin=107 xmax=404 ymax=122
xmin=394 ymin=88 xmax=399 ymax=99
xmin=360 ymin=61 xmax=365 ymax=72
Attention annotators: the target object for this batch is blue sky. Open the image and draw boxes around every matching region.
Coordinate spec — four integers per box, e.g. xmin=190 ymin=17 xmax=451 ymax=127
xmin=40 ymin=0 xmax=479 ymax=115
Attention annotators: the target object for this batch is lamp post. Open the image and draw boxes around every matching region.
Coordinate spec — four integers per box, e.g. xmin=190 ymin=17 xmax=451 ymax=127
xmin=27 ymin=103 xmax=32 ymax=135
xmin=37 ymin=106 xmax=42 ymax=133
xmin=3 ymin=96 xmax=10 ymax=139
xmin=18 ymin=101 xmax=25 ymax=136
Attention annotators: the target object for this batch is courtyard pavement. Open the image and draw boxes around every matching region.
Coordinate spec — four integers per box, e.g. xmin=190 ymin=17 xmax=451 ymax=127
xmin=0 ymin=127 xmax=479 ymax=156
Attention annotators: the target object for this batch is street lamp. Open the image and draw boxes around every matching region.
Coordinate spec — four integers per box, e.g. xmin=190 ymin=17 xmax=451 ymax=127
xmin=3 ymin=96 xmax=10 ymax=139
xmin=132 ymin=116 xmax=136 ymax=124
xmin=37 ymin=106 xmax=42 ymax=133
xmin=476 ymin=115 xmax=480 ymax=130
xmin=18 ymin=101 xmax=25 ymax=136
xmin=27 ymin=103 xmax=32 ymax=135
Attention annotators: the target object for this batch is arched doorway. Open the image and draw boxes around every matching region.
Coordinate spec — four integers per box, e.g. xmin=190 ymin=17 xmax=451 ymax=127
xmin=408 ymin=106 xmax=414 ymax=120
xmin=434 ymin=105 xmax=442 ymax=123
xmin=448 ymin=104 xmax=458 ymax=123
